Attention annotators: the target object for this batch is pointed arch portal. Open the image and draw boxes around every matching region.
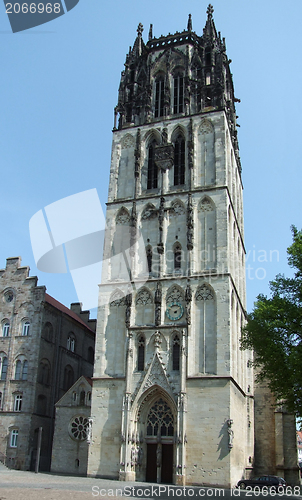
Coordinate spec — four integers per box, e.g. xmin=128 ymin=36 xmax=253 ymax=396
xmin=142 ymin=395 xmax=175 ymax=484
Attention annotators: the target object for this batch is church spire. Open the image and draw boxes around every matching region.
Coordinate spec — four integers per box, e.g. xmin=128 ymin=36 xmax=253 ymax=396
xmin=203 ymin=4 xmax=218 ymax=42
xmin=187 ymin=14 xmax=192 ymax=32
xmin=132 ymin=23 xmax=145 ymax=58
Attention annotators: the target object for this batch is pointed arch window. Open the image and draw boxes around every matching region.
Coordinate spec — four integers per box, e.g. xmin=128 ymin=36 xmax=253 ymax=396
xmin=174 ymin=135 xmax=185 ymax=185
xmin=174 ymin=244 xmax=182 ymax=269
xmin=147 ymin=140 xmax=158 ymax=190
xmin=146 ymin=398 xmax=174 ymax=437
xmin=137 ymin=335 xmax=145 ymax=371
xmin=206 ymin=72 xmax=211 ymax=86
xmin=173 ymin=74 xmax=184 ymax=114
xmin=155 ymin=77 xmax=164 ymax=118
xmin=172 ymin=334 xmax=180 ymax=371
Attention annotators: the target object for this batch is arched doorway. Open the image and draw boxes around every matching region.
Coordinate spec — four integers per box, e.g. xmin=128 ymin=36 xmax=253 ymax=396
xmin=145 ymin=397 xmax=174 ymax=483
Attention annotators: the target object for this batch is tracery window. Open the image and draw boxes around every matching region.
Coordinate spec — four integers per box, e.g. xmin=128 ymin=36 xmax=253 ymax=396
xmin=174 ymin=135 xmax=185 ymax=185
xmin=155 ymin=78 xmax=164 ymax=118
xmin=147 ymin=140 xmax=158 ymax=190
xmin=137 ymin=335 xmax=145 ymax=371
xmin=173 ymin=75 xmax=184 ymax=114
xmin=146 ymin=398 xmax=174 ymax=437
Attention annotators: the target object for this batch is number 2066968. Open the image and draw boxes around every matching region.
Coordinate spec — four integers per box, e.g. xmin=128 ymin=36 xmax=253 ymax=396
xmin=6 ymin=3 xmax=61 ymax=14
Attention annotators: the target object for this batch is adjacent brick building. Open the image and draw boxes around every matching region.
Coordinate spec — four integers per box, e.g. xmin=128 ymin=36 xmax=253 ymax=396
xmin=0 ymin=256 xmax=96 ymax=471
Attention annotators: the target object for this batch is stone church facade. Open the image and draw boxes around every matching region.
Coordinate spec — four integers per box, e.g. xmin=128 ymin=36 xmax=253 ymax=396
xmin=88 ymin=6 xmax=255 ymax=488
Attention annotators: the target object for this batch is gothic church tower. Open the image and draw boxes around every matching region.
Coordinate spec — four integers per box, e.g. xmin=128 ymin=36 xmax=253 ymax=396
xmin=88 ymin=6 xmax=253 ymax=487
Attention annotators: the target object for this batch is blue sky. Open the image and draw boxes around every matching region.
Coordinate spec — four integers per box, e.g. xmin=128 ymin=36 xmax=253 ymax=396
xmin=0 ymin=0 xmax=301 ymax=316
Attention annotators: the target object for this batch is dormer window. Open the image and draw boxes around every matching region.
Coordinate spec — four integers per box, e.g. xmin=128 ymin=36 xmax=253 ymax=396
xmin=155 ymin=78 xmax=164 ymax=118
xmin=173 ymin=75 xmax=184 ymax=114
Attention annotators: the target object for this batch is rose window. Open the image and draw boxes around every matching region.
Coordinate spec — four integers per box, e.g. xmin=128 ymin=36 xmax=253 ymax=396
xmin=70 ymin=416 xmax=89 ymax=440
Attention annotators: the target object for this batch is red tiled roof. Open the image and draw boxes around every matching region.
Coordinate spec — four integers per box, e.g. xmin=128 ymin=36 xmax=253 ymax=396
xmin=85 ymin=377 xmax=93 ymax=386
xmin=45 ymin=293 xmax=95 ymax=334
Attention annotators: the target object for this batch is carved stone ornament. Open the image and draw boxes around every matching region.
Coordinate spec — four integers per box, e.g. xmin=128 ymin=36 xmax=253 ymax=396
xmin=198 ymin=199 xmax=213 ymax=212
xmin=110 ymin=291 xmax=126 ymax=307
xmin=185 ymin=282 xmax=192 ymax=325
xmin=199 ymin=119 xmax=214 ymax=135
xmin=227 ymin=419 xmax=234 ymax=449
xmin=155 ymin=282 xmax=162 ymax=327
xmin=153 ymin=331 xmax=162 ymax=350
xmin=136 ymin=289 xmax=153 ymax=305
xmin=141 ymin=203 xmax=157 ymax=220
xmin=166 ymin=285 xmax=184 ymax=304
xmin=125 ymin=293 xmax=132 ymax=328
xmin=143 ymin=354 xmax=171 ymax=394
xmin=121 ymin=134 xmax=135 ymax=149
xmin=154 ymin=144 xmax=174 ymax=171
xmin=170 ymin=200 xmax=185 ymax=216
xmin=195 ymin=284 xmax=214 ymax=301
xmin=187 ymin=193 xmax=194 ymax=250
xmin=116 ymin=207 xmax=131 ymax=225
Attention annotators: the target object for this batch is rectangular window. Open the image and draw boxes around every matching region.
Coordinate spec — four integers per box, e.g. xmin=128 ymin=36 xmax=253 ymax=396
xmin=1 ymin=358 xmax=8 ymax=381
xmin=14 ymin=395 xmax=22 ymax=412
xmin=2 ymin=323 xmax=9 ymax=337
xmin=22 ymin=322 xmax=30 ymax=336
xmin=10 ymin=430 xmax=18 ymax=448
xmin=15 ymin=360 xmax=21 ymax=380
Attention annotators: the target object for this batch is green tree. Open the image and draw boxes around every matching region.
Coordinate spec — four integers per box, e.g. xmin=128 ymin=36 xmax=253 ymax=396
xmin=241 ymin=226 xmax=302 ymax=417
